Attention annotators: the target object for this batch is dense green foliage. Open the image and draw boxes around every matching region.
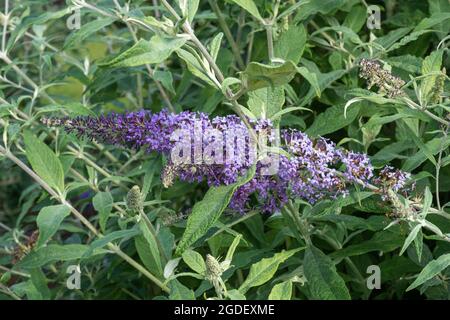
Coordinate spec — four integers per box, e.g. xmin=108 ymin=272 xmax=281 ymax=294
xmin=0 ymin=0 xmax=449 ymax=300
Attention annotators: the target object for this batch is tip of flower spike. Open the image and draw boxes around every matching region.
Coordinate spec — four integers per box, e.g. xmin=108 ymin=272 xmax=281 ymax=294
xmin=41 ymin=116 xmax=72 ymax=127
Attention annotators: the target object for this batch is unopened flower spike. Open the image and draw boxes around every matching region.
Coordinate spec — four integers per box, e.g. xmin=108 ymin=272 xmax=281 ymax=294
xmin=126 ymin=185 xmax=143 ymax=217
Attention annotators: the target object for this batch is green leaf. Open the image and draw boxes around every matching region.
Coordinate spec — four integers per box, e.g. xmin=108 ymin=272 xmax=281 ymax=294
xmin=274 ymin=25 xmax=307 ymax=64
xmin=407 ymin=253 xmax=450 ymax=291
xmin=421 ymin=187 xmax=433 ymax=217
xmin=227 ymin=289 xmax=246 ymax=300
xmin=239 ymin=248 xmax=301 ymax=294
xmin=92 ymin=191 xmax=113 ymax=233
xmin=86 ymin=228 xmax=140 ymax=256
xmin=268 ymin=280 xmax=293 ymax=300
xmin=343 ymin=5 xmax=366 ymax=33
xmin=177 ymin=0 xmax=200 ymax=22
xmin=330 ymin=231 xmax=404 ymax=262
xmin=176 ymin=48 xmax=218 ymax=87
xmin=402 ymin=124 xmax=436 ymax=166
xmin=403 ymin=137 xmax=450 ymax=171
xmin=303 ymin=245 xmax=350 ymax=300
xmin=64 ymin=17 xmax=116 ymax=49
xmin=29 ymin=268 xmax=51 ymax=300
xmin=23 ymin=130 xmax=65 ymax=193
xmin=400 ymin=224 xmax=422 ymax=256
xmin=175 ymin=166 xmax=256 ymax=256
xmin=7 ymin=8 xmax=71 ymax=51
xmin=40 ymin=103 xmax=96 ymax=116
xmin=99 ymin=36 xmax=187 ymax=68
xmin=428 ymin=0 xmax=450 ymax=37
xmin=241 ymin=61 xmax=297 ymax=91
xmin=36 ymin=205 xmax=71 ymax=248
xmin=374 ymin=27 xmax=413 ymax=50
xmin=225 ymin=234 xmax=242 ymax=263
xmin=182 ymin=249 xmax=206 ymax=274
xmin=229 ymin=0 xmax=263 ymax=21
xmin=296 ymin=66 xmax=321 ymax=98
xmin=294 ymin=0 xmax=347 ymax=22
xmin=169 ymin=279 xmax=195 ymax=300
xmin=153 ymin=70 xmax=175 ymax=95
xmin=306 ymin=104 xmax=360 ymax=137
xmin=299 ymin=69 xmax=347 ymax=107
xmin=18 ymin=244 xmax=104 ymax=269
xmin=420 ymin=49 xmax=443 ymax=102
xmin=385 ymin=30 xmax=433 ymax=52
xmin=209 ymin=32 xmax=224 ymax=62
xmin=414 ymin=13 xmax=450 ymax=32
xmin=247 ymin=86 xmax=285 ymax=121
xmin=136 ymin=220 xmax=163 ymax=277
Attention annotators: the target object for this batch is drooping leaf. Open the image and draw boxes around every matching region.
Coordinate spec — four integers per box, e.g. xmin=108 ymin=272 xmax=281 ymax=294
xmin=86 ymin=228 xmax=140 ymax=256
xmin=330 ymin=231 xmax=404 ymax=262
xmin=92 ymin=191 xmax=113 ymax=232
xmin=99 ymin=36 xmax=187 ymax=68
xmin=176 ymin=48 xmax=218 ymax=87
xmin=18 ymin=244 xmax=105 ymax=269
xmin=36 ymin=205 xmax=71 ymax=248
xmin=303 ymin=245 xmax=350 ymax=300
xmin=23 ymin=130 xmax=65 ymax=193
xmin=135 ymin=220 xmax=163 ymax=277
xmin=399 ymin=224 xmax=422 ymax=256
xmin=239 ymin=248 xmax=301 ymax=294
xmin=64 ymin=17 xmax=116 ymax=49
xmin=407 ymin=253 xmax=450 ymax=291
xmin=175 ymin=166 xmax=255 ymax=256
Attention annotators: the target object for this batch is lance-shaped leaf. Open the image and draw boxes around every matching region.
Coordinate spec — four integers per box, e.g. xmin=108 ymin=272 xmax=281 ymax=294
xmin=36 ymin=205 xmax=71 ymax=248
xmin=175 ymin=166 xmax=255 ymax=256
xmin=23 ymin=130 xmax=65 ymax=193
xmin=99 ymin=35 xmax=187 ymax=68
xmin=229 ymin=0 xmax=263 ymax=21
xmin=407 ymin=253 xmax=450 ymax=291
xmin=303 ymin=245 xmax=351 ymax=300
xmin=18 ymin=245 xmax=107 ymax=269
xmin=64 ymin=17 xmax=116 ymax=49
xmin=239 ymin=248 xmax=302 ymax=294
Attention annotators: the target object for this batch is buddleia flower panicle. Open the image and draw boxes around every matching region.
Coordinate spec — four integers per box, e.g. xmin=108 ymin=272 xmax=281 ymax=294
xmin=46 ymin=109 xmax=413 ymax=214
xmin=359 ymin=58 xmax=405 ymax=98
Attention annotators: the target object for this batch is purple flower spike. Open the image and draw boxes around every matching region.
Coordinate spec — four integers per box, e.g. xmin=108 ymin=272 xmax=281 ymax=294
xmin=45 ymin=109 xmax=412 ymax=214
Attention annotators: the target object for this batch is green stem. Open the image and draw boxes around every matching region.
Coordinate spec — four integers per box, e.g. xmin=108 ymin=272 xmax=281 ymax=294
xmin=208 ymin=0 xmax=245 ymax=69
xmin=265 ymin=24 xmax=274 ymax=62
xmin=286 ymin=202 xmax=311 ymax=245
